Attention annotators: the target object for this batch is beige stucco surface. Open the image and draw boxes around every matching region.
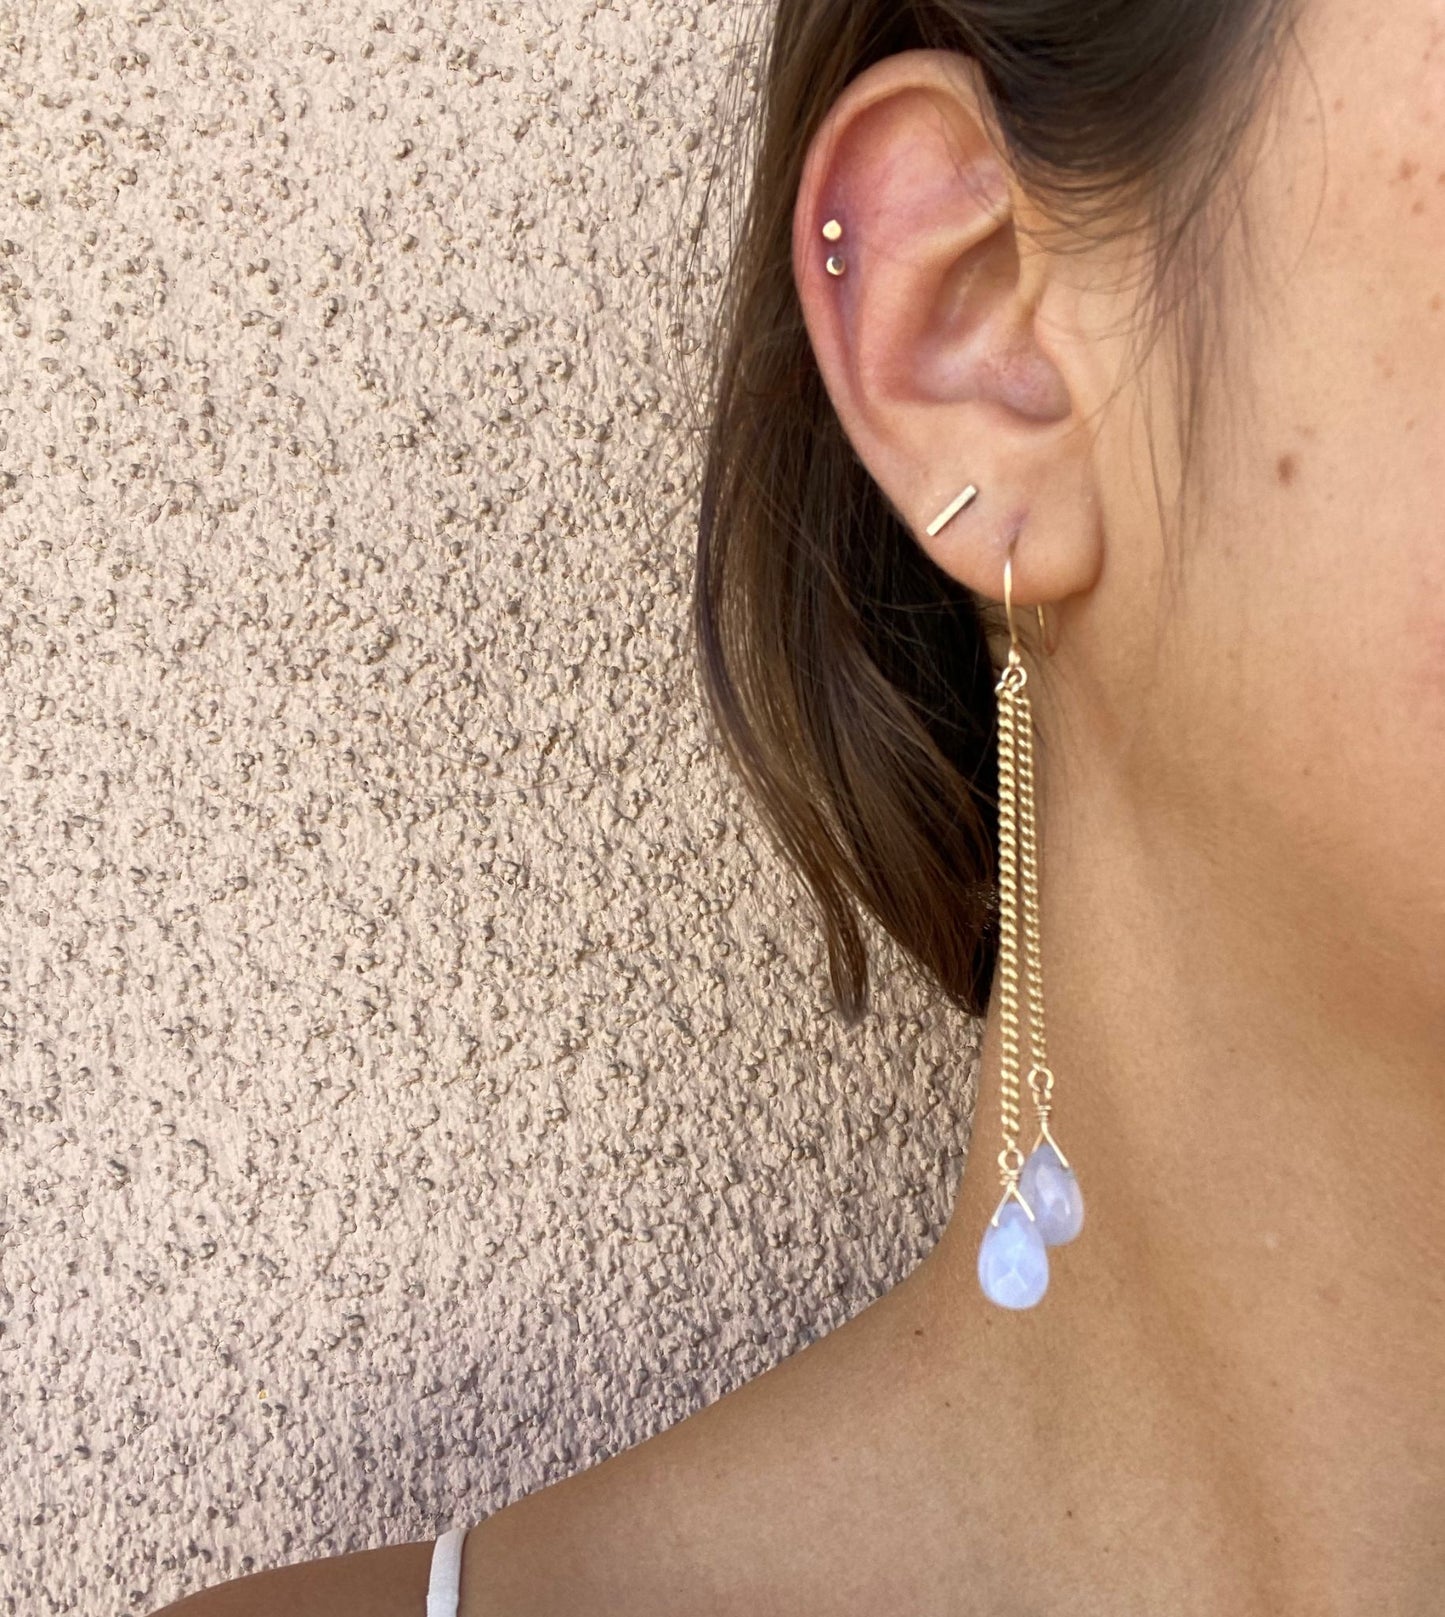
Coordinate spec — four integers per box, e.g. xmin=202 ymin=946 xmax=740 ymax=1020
xmin=0 ymin=3 xmax=981 ymax=1611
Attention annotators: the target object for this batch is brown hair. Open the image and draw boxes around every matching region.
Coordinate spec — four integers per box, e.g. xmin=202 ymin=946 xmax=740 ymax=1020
xmin=691 ymin=0 xmax=1293 ymax=1026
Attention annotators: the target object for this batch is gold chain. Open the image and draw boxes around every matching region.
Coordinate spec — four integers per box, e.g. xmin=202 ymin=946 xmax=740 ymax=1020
xmin=993 ymin=651 xmax=1027 ymax=1192
xmin=990 ymin=548 xmax=1070 ymax=1232
xmin=1015 ymin=679 xmax=1045 ymax=1068
xmin=1015 ymin=669 xmax=1055 ymax=1144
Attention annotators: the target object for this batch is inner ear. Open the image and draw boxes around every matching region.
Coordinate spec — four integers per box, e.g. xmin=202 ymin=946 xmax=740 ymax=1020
xmin=922 ymin=232 xmax=1061 ymax=415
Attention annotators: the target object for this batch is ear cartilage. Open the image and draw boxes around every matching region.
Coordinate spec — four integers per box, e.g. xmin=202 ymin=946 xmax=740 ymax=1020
xmin=821 ymin=218 xmax=843 ymax=241
xmin=824 ymin=254 xmax=846 ymax=277
xmin=925 ymin=483 xmax=980 ymax=537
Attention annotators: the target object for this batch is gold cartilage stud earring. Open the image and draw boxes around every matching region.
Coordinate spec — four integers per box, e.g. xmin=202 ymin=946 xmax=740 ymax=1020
xmin=822 ymin=219 xmax=845 ymax=276
xmin=825 ymin=254 xmax=846 ymax=277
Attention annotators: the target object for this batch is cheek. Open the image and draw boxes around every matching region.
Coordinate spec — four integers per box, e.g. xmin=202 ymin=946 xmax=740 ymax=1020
xmin=1067 ymin=1 xmax=1445 ymax=1011
xmin=1200 ymin=309 xmax=1445 ymax=1003
xmin=1251 ymin=0 xmax=1445 ymax=442
xmin=1124 ymin=6 xmax=1445 ymax=999
xmin=1221 ymin=4 xmax=1445 ymax=786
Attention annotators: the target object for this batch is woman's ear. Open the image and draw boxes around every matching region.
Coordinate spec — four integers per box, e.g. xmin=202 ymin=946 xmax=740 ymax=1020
xmin=793 ymin=48 xmax=1104 ymax=615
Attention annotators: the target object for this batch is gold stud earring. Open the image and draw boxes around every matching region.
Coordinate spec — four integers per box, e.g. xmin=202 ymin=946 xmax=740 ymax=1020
xmin=926 ymin=483 xmax=978 ymax=536
xmin=822 ymin=218 xmax=845 ymax=276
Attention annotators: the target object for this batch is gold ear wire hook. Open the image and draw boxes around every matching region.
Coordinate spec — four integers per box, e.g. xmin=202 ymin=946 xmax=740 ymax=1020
xmin=925 ymin=487 xmax=1055 ymax=656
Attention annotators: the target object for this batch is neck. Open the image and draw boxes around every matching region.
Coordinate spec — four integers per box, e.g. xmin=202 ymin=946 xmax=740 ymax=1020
xmin=920 ymin=761 xmax=1445 ymax=1610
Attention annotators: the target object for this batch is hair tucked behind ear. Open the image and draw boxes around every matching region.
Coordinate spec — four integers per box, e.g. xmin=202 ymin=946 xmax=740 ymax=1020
xmin=691 ymin=0 xmax=1291 ymax=1027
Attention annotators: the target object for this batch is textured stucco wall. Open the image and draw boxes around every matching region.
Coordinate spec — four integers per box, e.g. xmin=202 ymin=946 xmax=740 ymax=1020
xmin=0 ymin=3 xmax=982 ymax=1612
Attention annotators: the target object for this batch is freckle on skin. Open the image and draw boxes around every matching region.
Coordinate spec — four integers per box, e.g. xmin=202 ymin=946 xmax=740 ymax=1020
xmin=1399 ymin=158 xmax=1420 ymax=181
xmin=1276 ymin=453 xmax=1299 ymax=487
xmin=1430 ymin=293 xmax=1442 ymax=311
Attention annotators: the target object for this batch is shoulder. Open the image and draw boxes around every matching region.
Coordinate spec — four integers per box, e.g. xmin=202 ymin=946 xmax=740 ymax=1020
xmin=150 ymin=1261 xmax=975 ymax=1617
xmin=149 ymin=1535 xmax=437 ymax=1616
xmin=454 ymin=1259 xmax=967 ymax=1617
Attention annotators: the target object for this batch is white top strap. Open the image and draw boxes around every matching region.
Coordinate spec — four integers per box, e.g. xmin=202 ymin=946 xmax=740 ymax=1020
xmin=427 ymin=1525 xmax=467 ymax=1617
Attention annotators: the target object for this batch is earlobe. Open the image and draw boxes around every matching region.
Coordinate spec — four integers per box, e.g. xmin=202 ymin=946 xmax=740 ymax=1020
xmin=792 ymin=49 xmax=1103 ymax=619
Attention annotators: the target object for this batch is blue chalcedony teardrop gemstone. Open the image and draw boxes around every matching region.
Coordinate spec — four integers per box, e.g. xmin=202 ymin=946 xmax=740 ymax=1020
xmin=1019 ymin=1139 xmax=1084 ymax=1246
xmin=977 ymin=1197 xmax=1049 ymax=1309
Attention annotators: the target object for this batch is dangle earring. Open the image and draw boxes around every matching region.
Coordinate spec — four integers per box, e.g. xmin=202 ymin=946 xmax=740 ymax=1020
xmin=1009 ymin=571 xmax=1084 ymax=1261
xmin=922 ymin=484 xmax=1084 ymax=1310
xmin=976 ymin=538 xmax=1084 ymax=1308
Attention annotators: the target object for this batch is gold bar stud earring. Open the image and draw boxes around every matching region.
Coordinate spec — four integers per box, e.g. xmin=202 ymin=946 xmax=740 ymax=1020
xmin=926 ymin=484 xmax=979 ymax=536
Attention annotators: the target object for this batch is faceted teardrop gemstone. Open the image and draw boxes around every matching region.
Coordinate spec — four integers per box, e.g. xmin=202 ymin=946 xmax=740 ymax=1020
xmin=977 ymin=1197 xmax=1049 ymax=1309
xmin=1019 ymin=1139 xmax=1084 ymax=1246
